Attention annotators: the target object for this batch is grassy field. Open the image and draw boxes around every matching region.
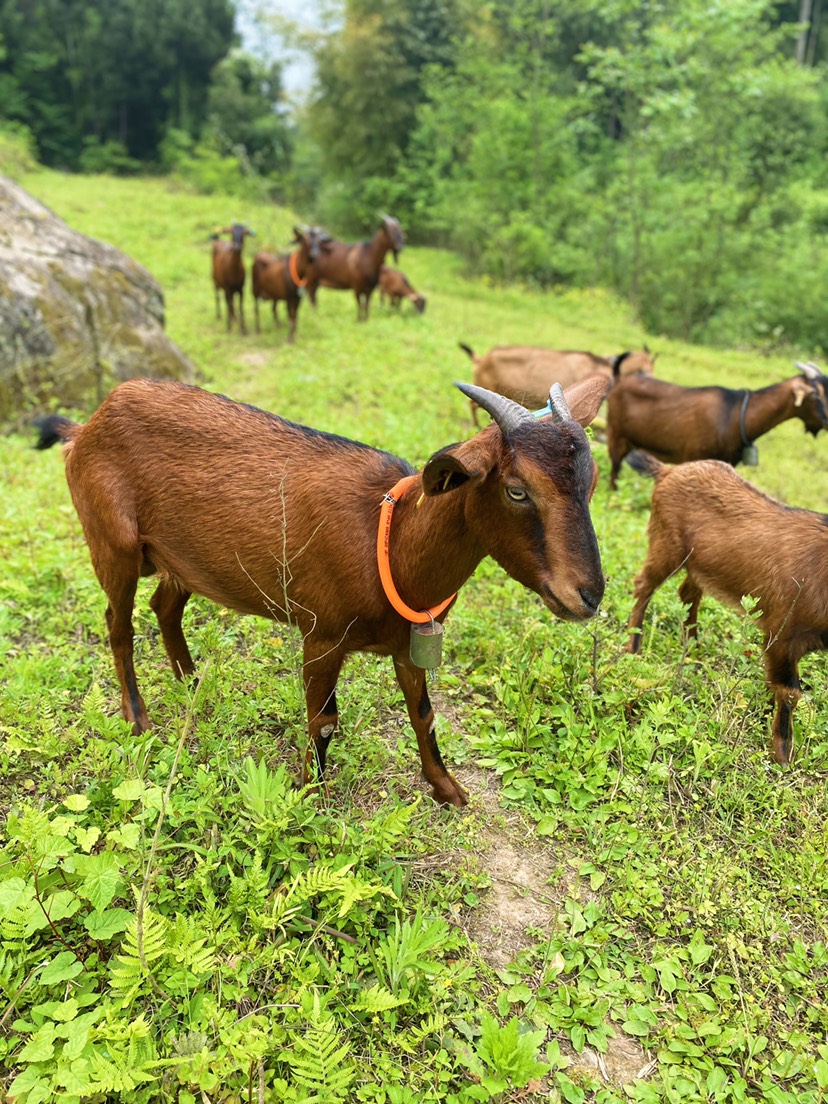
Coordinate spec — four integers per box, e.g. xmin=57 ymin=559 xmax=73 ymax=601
xmin=1 ymin=171 xmax=826 ymax=1104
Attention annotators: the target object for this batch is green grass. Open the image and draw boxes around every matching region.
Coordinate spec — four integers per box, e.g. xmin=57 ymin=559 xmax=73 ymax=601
xmin=1 ymin=171 xmax=827 ymax=1104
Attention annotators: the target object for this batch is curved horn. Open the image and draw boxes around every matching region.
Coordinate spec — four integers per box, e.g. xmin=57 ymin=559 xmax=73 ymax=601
xmin=455 ymin=382 xmax=535 ymax=437
xmin=548 ymin=383 xmax=572 ymax=423
xmin=795 ymin=360 xmax=822 ymax=380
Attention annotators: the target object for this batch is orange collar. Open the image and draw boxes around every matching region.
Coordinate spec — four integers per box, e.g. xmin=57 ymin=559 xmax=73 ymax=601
xmin=289 ymin=251 xmax=307 ymax=287
xmin=377 ymin=475 xmax=457 ymax=623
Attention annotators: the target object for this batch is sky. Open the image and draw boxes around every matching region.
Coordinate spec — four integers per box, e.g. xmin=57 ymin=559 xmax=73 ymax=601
xmin=236 ymin=0 xmax=327 ymax=105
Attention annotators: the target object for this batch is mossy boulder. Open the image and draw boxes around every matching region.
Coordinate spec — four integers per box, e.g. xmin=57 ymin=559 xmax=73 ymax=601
xmin=0 ymin=175 xmax=194 ymax=425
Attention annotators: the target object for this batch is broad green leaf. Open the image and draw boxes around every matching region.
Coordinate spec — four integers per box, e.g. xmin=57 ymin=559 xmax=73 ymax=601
xmin=83 ymin=907 xmax=133 ymax=940
xmin=40 ymin=951 xmax=83 ymax=986
xmin=64 ymin=794 xmax=91 ymax=811
xmin=74 ymin=826 xmax=101 ymax=853
xmin=106 ymin=823 xmax=141 ymax=850
xmin=0 ymin=876 xmax=31 ymax=915
xmin=112 ymin=778 xmax=145 ymax=801
xmin=17 ymin=1023 xmax=56 ymax=1063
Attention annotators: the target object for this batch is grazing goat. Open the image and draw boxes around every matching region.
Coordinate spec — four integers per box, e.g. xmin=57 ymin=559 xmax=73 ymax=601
xmin=606 ymin=362 xmax=828 ymax=489
xmin=211 ymin=222 xmax=254 ymax=334
xmin=251 ymin=227 xmax=324 ymax=343
xmin=35 ymin=375 xmax=609 ymax=807
xmin=459 ymin=343 xmax=654 ymax=427
xmin=624 ymin=451 xmax=828 ymax=766
xmin=379 ymin=265 xmax=426 ymax=313
xmin=305 ymin=215 xmax=405 ymax=321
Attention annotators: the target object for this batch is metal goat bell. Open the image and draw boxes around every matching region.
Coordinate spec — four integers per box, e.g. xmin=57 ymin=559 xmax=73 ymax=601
xmin=742 ymin=443 xmax=759 ymax=466
xmin=410 ymin=617 xmax=444 ymax=669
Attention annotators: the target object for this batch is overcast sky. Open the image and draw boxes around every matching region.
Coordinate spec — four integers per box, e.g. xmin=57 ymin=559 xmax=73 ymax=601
xmin=236 ymin=0 xmax=328 ymax=105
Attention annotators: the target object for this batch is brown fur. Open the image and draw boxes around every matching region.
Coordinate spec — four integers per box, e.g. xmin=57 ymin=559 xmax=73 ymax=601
xmin=36 ymin=375 xmax=609 ymax=807
xmin=606 ymin=370 xmax=828 ymax=489
xmin=379 ymin=265 xmax=426 ymax=313
xmin=251 ymin=227 xmax=322 ymax=343
xmin=305 ymin=216 xmax=405 ymax=321
xmin=625 ymin=452 xmax=828 ymax=765
xmin=460 ymin=344 xmax=654 ymax=426
xmin=211 ymin=222 xmax=254 ymax=334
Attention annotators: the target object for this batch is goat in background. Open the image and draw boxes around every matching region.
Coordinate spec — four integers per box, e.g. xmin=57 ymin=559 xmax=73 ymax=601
xmin=606 ymin=362 xmax=828 ymax=488
xmin=305 ymin=215 xmax=405 ymax=321
xmin=625 ymin=451 xmax=828 ymax=766
xmin=211 ymin=222 xmax=254 ymax=334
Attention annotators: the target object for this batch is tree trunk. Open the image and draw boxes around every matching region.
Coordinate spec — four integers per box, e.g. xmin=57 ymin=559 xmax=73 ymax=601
xmin=796 ymin=0 xmax=815 ymax=64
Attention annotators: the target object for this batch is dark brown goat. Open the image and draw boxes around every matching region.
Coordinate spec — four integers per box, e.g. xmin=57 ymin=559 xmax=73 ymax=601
xmin=606 ymin=363 xmax=828 ymax=489
xmin=460 ymin=344 xmax=655 ymax=427
xmin=625 ymin=451 xmax=828 ymax=765
xmin=36 ymin=376 xmax=608 ymax=807
xmin=251 ymin=227 xmax=324 ymax=343
xmin=305 ymin=215 xmax=405 ymax=321
xmin=379 ymin=265 xmax=426 ymax=313
xmin=211 ymin=222 xmax=254 ymax=334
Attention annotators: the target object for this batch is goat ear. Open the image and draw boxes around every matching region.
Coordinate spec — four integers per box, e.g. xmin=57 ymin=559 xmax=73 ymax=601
xmin=562 ymin=375 xmax=611 ymax=427
xmin=421 ymin=447 xmax=478 ymax=497
xmin=792 ymin=380 xmax=809 ymax=407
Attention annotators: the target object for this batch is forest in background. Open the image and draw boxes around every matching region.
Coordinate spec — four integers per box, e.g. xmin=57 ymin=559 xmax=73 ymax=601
xmin=1 ymin=0 xmax=827 ymax=349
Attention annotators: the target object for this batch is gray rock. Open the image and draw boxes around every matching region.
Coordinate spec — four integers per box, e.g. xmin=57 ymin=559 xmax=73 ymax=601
xmin=0 ymin=175 xmax=194 ymax=425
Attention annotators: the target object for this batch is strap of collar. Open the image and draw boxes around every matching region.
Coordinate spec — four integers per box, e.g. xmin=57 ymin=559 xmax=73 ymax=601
xmin=377 ymin=475 xmax=456 ymax=623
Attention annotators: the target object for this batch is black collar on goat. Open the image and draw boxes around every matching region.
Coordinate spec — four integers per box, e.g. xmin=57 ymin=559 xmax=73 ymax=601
xmin=35 ymin=376 xmax=607 ymax=807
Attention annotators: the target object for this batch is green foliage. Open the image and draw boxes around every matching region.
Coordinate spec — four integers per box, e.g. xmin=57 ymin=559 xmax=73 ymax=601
xmin=0 ymin=0 xmax=234 ymax=166
xmin=205 ymin=50 xmax=293 ymax=180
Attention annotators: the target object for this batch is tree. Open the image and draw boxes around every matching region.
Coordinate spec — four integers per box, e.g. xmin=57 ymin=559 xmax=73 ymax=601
xmin=0 ymin=0 xmax=235 ymax=167
xmin=206 ymin=51 xmax=292 ymax=176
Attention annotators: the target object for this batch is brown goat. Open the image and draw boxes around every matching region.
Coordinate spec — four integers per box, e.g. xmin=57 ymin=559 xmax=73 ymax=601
xmin=305 ymin=215 xmax=405 ymax=321
xmin=251 ymin=227 xmax=324 ymax=343
xmin=460 ymin=343 xmax=655 ymax=426
xmin=606 ymin=363 xmax=828 ymax=489
xmin=211 ymin=222 xmax=255 ymax=334
xmin=625 ymin=451 xmax=828 ymax=765
xmin=36 ymin=376 xmax=608 ymax=807
xmin=379 ymin=265 xmax=426 ymax=313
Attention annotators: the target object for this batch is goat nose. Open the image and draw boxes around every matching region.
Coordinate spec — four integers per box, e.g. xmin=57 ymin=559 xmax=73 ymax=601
xmin=579 ymin=585 xmax=602 ymax=613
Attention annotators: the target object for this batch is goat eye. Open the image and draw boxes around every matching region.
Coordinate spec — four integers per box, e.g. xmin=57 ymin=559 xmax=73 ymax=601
xmin=506 ymin=485 xmax=529 ymax=503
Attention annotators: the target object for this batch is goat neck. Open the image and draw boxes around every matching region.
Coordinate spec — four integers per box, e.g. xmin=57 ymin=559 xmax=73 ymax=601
xmin=740 ymin=377 xmax=816 ymax=441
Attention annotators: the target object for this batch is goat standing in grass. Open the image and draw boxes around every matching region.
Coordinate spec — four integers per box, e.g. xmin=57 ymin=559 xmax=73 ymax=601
xmin=211 ymin=222 xmax=254 ymax=334
xmin=625 ymin=451 xmax=828 ymax=765
xmin=36 ymin=376 xmax=607 ymax=806
xmin=459 ymin=344 xmax=655 ymax=426
xmin=606 ymin=362 xmax=828 ymax=489
xmin=251 ymin=227 xmax=324 ymax=343
xmin=305 ymin=215 xmax=405 ymax=321
xmin=379 ymin=265 xmax=426 ymax=313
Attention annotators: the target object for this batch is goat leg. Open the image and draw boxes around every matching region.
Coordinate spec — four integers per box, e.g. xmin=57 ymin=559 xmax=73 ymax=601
xmin=104 ymin=588 xmax=150 ymax=732
xmin=287 ymin=298 xmax=298 ymax=344
xmin=238 ymin=288 xmax=246 ymax=335
xmin=301 ymin=641 xmax=345 ymax=789
xmin=149 ymin=580 xmax=194 ymax=679
xmin=765 ymin=646 xmax=800 ymax=766
xmin=224 ymin=288 xmax=234 ymax=332
xmin=678 ymin=577 xmax=703 ymax=639
xmin=393 ymin=658 xmax=468 ymax=807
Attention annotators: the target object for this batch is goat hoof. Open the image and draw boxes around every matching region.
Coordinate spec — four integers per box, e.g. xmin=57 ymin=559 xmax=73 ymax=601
xmin=432 ymin=774 xmax=468 ymax=808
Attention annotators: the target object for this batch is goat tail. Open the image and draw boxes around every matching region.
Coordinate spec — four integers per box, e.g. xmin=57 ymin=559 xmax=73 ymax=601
xmin=33 ymin=414 xmax=79 ymax=451
xmin=458 ymin=342 xmax=475 ymax=360
xmin=611 ymin=351 xmax=631 ymax=377
xmin=625 ymin=450 xmax=665 ymax=480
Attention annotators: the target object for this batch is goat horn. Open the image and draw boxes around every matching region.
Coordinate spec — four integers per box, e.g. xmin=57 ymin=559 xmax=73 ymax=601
xmin=548 ymin=383 xmax=572 ymax=423
xmin=795 ymin=360 xmax=822 ymax=379
xmin=455 ymin=382 xmax=534 ymax=437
